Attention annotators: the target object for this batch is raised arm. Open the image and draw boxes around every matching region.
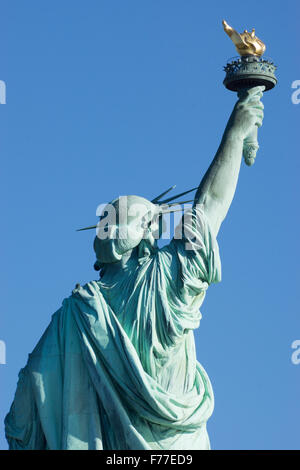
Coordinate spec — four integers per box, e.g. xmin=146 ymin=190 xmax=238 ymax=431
xmin=194 ymin=86 xmax=264 ymax=236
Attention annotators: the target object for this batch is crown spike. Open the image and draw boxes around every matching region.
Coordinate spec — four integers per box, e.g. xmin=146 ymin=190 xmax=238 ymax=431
xmin=151 ymin=185 xmax=176 ymax=203
xmin=159 ymin=187 xmax=197 ymax=204
xmin=76 ymin=224 xmax=98 ymax=232
xmin=161 ymin=199 xmax=194 ymax=207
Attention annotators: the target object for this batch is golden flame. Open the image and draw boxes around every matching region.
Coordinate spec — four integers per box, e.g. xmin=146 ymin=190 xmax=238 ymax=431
xmin=222 ymin=20 xmax=266 ymax=57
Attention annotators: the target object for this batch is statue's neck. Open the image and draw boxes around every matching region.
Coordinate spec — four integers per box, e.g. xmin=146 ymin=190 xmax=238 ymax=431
xmin=99 ymin=238 xmax=158 ymax=280
xmin=100 ymin=248 xmax=139 ymax=279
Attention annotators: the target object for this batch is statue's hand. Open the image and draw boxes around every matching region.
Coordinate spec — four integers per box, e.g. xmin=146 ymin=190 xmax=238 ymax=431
xmin=227 ymin=86 xmax=265 ymax=141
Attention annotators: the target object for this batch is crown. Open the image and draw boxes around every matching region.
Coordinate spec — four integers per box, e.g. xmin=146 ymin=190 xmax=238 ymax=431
xmin=76 ymin=185 xmax=197 ymax=232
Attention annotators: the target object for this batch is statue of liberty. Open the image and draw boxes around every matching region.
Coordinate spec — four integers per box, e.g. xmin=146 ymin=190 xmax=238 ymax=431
xmin=5 ymin=85 xmax=265 ymax=450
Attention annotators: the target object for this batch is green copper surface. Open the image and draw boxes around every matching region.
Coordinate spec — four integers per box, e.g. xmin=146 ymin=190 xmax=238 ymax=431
xmin=5 ymin=87 xmax=266 ymax=450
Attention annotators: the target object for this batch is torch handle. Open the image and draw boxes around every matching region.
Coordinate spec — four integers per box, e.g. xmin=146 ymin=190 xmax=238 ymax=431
xmin=243 ymin=125 xmax=259 ymax=166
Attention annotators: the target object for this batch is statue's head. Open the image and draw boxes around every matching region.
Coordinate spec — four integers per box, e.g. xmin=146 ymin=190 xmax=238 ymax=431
xmin=77 ymin=185 xmax=197 ymax=270
xmin=93 ymin=195 xmax=161 ymax=267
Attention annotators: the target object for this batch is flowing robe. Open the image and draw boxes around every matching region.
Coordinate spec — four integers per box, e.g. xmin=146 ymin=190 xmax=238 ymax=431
xmin=5 ymin=207 xmax=221 ymax=450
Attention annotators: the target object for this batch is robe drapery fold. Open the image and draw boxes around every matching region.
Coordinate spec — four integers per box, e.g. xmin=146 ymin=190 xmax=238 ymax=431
xmin=5 ymin=206 xmax=221 ymax=450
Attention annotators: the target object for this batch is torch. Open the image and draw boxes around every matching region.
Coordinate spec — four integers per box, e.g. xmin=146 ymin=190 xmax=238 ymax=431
xmin=222 ymin=20 xmax=277 ymax=166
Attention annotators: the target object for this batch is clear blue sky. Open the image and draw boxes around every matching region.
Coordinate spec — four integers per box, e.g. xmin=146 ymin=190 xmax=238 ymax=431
xmin=1 ymin=0 xmax=299 ymax=450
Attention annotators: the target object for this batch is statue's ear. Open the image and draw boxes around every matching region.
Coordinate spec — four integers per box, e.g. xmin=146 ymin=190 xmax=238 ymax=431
xmin=94 ymin=260 xmax=101 ymax=271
